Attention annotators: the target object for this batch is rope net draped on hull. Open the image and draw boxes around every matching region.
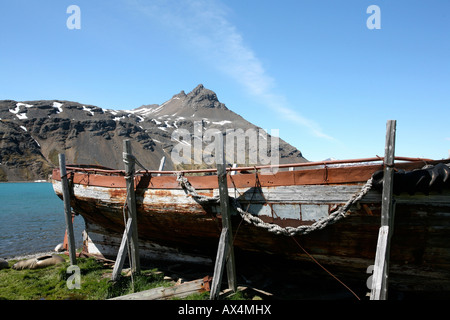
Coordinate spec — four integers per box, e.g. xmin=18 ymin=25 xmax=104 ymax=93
xmin=176 ymin=172 xmax=374 ymax=237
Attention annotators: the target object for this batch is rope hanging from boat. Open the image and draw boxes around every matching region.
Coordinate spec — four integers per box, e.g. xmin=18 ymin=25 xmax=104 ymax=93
xmin=176 ymin=173 xmax=221 ymax=204
xmin=176 ymin=172 xmax=374 ymax=237
xmin=235 ymin=178 xmax=373 ymax=236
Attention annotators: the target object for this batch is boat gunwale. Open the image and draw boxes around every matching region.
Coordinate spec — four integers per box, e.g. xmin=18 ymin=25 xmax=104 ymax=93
xmin=51 ymin=157 xmax=450 ymax=190
xmin=63 ymin=156 xmax=439 ymax=176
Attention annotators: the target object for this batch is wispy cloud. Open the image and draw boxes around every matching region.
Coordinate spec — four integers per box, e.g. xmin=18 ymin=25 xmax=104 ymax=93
xmin=130 ymin=0 xmax=333 ymax=140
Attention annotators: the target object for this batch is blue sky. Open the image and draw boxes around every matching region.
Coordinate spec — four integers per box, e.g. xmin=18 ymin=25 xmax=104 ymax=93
xmin=1 ymin=0 xmax=449 ymax=161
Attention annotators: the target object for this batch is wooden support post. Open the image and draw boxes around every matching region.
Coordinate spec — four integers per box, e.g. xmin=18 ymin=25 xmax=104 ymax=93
xmin=209 ymin=230 xmax=230 ymax=299
xmin=123 ymin=140 xmax=140 ymax=274
xmin=370 ymin=120 xmax=397 ymax=300
xmin=157 ymin=156 xmax=166 ymax=177
xmin=62 ymin=214 xmax=75 ymax=251
xmin=112 ymin=218 xmax=133 ymax=281
xmin=59 ymin=153 xmax=77 ymax=266
xmin=210 ymin=133 xmax=237 ymax=300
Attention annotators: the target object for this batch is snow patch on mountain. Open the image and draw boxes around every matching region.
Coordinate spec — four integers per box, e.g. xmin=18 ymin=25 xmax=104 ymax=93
xmin=212 ymin=120 xmax=232 ymax=125
xmin=53 ymin=102 xmax=63 ymax=113
xmin=82 ymin=105 xmax=95 ymax=116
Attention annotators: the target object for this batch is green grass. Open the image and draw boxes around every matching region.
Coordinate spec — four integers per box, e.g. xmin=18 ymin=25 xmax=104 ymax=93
xmin=104 ymin=269 xmax=171 ymax=299
xmin=0 ymin=255 xmax=256 ymax=300
xmin=0 ymin=255 xmax=172 ymax=300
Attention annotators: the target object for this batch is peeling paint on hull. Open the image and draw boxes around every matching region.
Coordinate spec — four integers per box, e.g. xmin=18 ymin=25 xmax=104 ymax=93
xmin=51 ymin=160 xmax=450 ymax=291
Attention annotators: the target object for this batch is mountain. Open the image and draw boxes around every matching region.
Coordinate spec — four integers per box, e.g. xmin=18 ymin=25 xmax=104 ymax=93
xmin=0 ymin=84 xmax=306 ymax=181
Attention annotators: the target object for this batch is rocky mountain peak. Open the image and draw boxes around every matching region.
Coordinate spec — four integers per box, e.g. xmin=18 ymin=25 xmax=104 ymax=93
xmin=185 ymin=84 xmax=227 ymax=110
xmin=0 ymin=84 xmax=306 ymax=181
xmin=190 ymin=84 xmax=205 ymax=95
xmin=173 ymin=90 xmax=187 ymax=99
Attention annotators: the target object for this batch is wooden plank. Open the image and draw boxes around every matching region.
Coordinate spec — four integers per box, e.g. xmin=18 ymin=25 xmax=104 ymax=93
xmin=109 ymin=277 xmax=211 ymax=300
xmin=214 ymin=184 xmax=378 ymax=203
xmin=59 ymin=153 xmax=77 ymax=266
xmin=111 ymin=218 xmax=133 ymax=281
xmin=370 ymin=225 xmax=389 ymax=299
xmin=210 ymin=134 xmax=237 ymax=300
xmin=123 ymin=140 xmax=140 ymax=274
xmin=370 ymin=120 xmax=396 ymax=300
xmin=381 ymin=120 xmax=396 ymax=226
xmin=217 ymin=136 xmax=237 ymax=293
xmin=210 ymin=228 xmax=230 ymax=299
xmin=219 ymin=170 xmax=236 ymax=290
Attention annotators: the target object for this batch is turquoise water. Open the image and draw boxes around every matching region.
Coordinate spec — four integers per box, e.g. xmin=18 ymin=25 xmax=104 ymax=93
xmin=0 ymin=183 xmax=85 ymax=259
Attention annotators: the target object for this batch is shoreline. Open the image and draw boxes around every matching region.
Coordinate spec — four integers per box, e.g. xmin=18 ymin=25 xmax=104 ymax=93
xmin=5 ymin=251 xmax=62 ymax=262
xmin=0 ymin=180 xmax=49 ymax=184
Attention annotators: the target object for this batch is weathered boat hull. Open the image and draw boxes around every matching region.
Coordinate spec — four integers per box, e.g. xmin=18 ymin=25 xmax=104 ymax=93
xmin=51 ymin=159 xmax=450 ymax=292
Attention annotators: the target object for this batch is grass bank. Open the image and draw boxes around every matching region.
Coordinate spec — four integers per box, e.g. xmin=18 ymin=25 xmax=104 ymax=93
xmin=0 ymin=255 xmax=183 ymax=300
xmin=0 ymin=255 xmax=255 ymax=300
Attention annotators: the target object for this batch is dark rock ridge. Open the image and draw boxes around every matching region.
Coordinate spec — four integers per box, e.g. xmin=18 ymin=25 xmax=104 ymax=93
xmin=0 ymin=84 xmax=306 ymax=181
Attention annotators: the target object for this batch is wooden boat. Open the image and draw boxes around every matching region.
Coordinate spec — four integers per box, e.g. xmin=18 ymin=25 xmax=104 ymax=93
xmin=51 ymin=157 xmax=450 ymax=293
